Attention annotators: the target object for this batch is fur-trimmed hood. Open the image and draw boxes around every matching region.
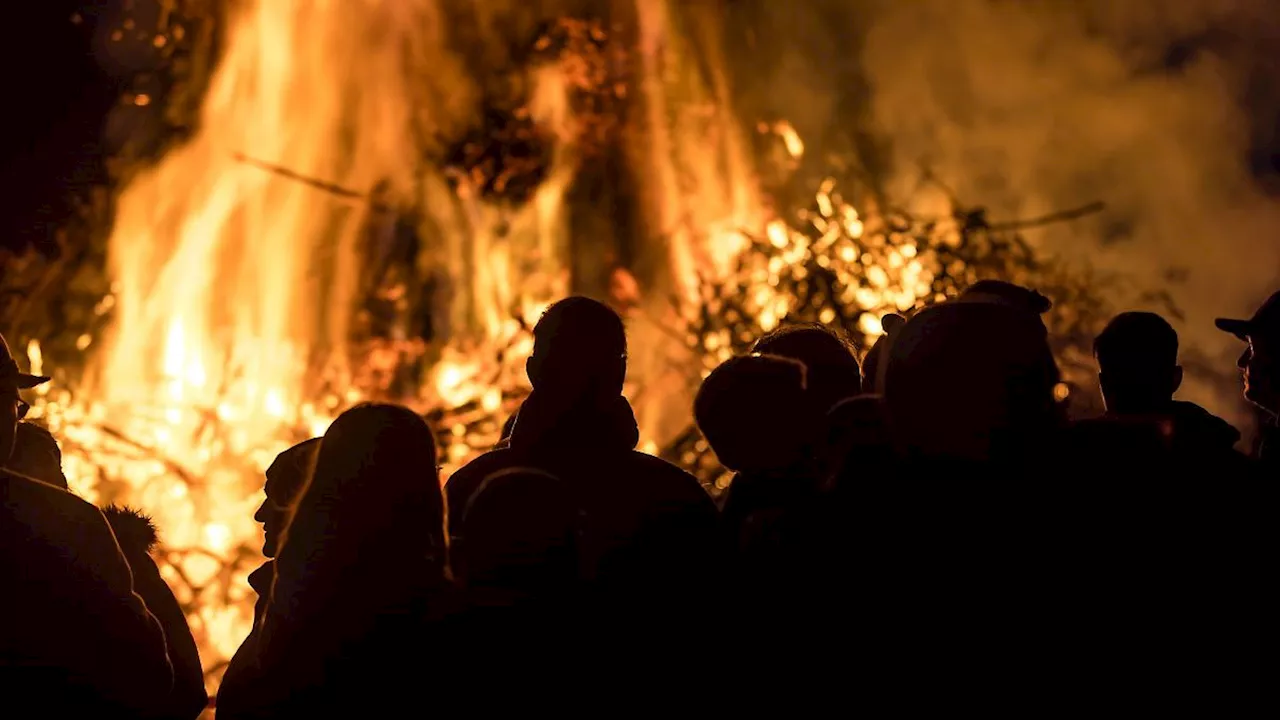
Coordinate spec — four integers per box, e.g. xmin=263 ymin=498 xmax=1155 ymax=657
xmin=102 ymin=505 xmax=159 ymax=557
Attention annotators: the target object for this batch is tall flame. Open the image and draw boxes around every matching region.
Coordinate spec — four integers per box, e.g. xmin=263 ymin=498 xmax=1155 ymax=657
xmin=94 ymin=0 xmax=436 ymax=680
xmin=79 ymin=0 xmax=772 ymax=686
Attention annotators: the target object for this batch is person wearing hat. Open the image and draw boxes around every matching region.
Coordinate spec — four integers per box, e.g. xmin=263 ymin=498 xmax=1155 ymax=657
xmin=1216 ymin=290 xmax=1280 ymax=466
xmin=1216 ymin=291 xmax=1280 ymax=417
xmin=2 ymin=331 xmax=176 ymax=714
xmin=0 ymin=332 xmax=49 ymax=465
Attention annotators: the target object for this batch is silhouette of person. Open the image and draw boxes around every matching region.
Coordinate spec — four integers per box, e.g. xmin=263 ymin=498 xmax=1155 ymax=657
xmin=860 ymin=313 xmax=905 ymax=393
xmin=221 ymin=404 xmax=452 ymax=719
xmin=1095 ymin=312 xmax=1182 ymax=415
xmin=882 ymin=299 xmax=1062 ymax=471
xmin=1090 ymin=312 xmax=1245 ymax=466
xmin=256 ymin=438 xmax=321 ymax=561
xmin=1204 ymin=291 xmax=1279 ymax=707
xmin=694 ymin=353 xmax=815 ymax=531
xmin=1 ymin=331 xmax=175 ymax=715
xmin=445 ymin=297 xmax=719 ymax=672
xmin=99 ymin=504 xmax=209 ymax=720
xmin=7 ymin=421 xmax=67 ymax=489
xmin=1217 ymin=291 xmax=1280 ymax=465
xmin=958 ymin=279 xmax=1053 ymax=323
xmin=450 ymin=466 xmax=585 ymax=696
xmin=694 ymin=353 xmax=835 ymax=606
xmin=454 ymin=467 xmax=579 ymax=607
xmin=5 ymin=401 xmax=205 ymax=717
xmin=218 ymin=438 xmax=320 ymax=712
xmin=752 ymin=322 xmax=862 ymax=410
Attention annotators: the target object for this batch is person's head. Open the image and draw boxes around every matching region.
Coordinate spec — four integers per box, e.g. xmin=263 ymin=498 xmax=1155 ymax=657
xmin=8 ymin=422 xmax=67 ymax=489
xmin=276 ymin=403 xmax=445 ymax=586
xmin=527 ymin=296 xmax=627 ymax=402
xmin=860 ymin=313 xmax=906 ymax=393
xmin=883 ymin=300 xmax=1061 ymax=464
xmin=454 ymin=467 xmax=579 ymax=603
xmin=1 ymin=332 xmax=48 ymax=465
xmin=1217 ymin=291 xmax=1280 ymax=416
xmin=694 ymin=353 xmax=812 ymax=473
xmin=255 ymin=438 xmax=321 ymax=557
xmin=824 ymin=395 xmax=893 ymax=485
xmin=958 ymin=280 xmax=1053 ymax=321
xmin=752 ymin=323 xmax=861 ymax=411
xmin=1094 ymin=312 xmax=1181 ymax=415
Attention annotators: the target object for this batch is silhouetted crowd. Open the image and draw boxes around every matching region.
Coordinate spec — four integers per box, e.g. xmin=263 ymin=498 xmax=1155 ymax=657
xmin=2 ymin=283 xmax=1276 ymax=717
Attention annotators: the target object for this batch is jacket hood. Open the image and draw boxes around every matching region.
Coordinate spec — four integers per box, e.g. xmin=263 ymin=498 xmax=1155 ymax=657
xmin=508 ymin=390 xmax=640 ymax=456
xmin=102 ymin=505 xmax=159 ymax=556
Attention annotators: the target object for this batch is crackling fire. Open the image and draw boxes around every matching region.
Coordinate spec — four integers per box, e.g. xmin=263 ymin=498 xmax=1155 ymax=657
xmin=23 ymin=0 xmax=949 ymax=692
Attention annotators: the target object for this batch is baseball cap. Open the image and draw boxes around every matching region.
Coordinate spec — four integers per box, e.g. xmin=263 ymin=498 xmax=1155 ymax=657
xmin=1215 ymin=291 xmax=1280 ymax=341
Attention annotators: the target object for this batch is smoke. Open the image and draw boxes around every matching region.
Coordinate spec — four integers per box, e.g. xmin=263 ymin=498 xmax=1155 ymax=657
xmin=730 ymin=0 xmax=1280 ymax=433
xmin=851 ymin=0 xmax=1280 ymax=431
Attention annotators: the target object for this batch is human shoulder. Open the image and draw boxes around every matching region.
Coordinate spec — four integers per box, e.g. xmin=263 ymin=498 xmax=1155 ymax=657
xmin=444 ymin=448 xmax=519 ymax=529
xmin=624 ymin=451 xmax=714 ymax=505
xmin=2 ymin=467 xmax=106 ymax=528
xmin=2 ymin=468 xmax=132 ymax=585
xmin=445 ymin=448 xmax=517 ymax=492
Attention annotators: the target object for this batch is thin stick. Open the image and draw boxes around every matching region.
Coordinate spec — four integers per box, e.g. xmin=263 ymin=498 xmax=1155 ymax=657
xmin=988 ymin=201 xmax=1106 ymax=231
xmin=93 ymin=425 xmax=201 ymax=487
xmin=229 ymin=152 xmax=392 ymax=212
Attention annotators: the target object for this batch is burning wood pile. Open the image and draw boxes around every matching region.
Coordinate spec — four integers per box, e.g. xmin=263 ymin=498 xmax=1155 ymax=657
xmin=2 ymin=4 xmax=1116 ymax=693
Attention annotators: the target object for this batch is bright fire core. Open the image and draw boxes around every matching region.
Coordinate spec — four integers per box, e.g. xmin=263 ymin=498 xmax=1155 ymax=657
xmin=26 ymin=0 xmax=945 ymax=692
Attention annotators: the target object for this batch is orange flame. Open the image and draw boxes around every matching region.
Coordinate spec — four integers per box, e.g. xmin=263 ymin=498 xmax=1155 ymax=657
xmin=33 ymin=0 xmax=925 ymax=695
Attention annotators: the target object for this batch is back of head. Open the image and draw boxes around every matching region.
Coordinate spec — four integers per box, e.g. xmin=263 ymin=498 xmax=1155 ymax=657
xmin=528 ymin=296 xmax=627 ymax=401
xmin=456 ymin=467 xmax=578 ymax=597
xmin=958 ymin=280 xmax=1053 ymax=318
xmin=752 ymin=323 xmax=861 ymax=410
xmin=861 ymin=313 xmax=906 ymax=393
xmin=884 ymin=301 xmax=1061 ymax=464
xmin=276 ymin=403 xmax=445 ymax=596
xmin=694 ymin=353 xmax=811 ymax=473
xmin=825 ymin=395 xmax=892 ymax=481
xmin=1094 ymin=312 xmax=1180 ymax=413
xmin=8 ymin=422 xmax=67 ymax=490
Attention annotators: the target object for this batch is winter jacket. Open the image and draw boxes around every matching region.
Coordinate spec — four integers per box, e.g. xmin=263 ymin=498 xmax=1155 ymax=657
xmin=1 ymin=468 xmax=174 ymax=717
xmin=103 ymin=506 xmax=208 ymax=719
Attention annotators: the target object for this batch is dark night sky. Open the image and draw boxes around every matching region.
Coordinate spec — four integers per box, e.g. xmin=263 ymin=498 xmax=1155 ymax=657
xmin=2 ymin=3 xmax=124 ymax=256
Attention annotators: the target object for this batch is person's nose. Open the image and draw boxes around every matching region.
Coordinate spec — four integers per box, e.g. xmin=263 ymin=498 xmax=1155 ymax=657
xmin=1238 ymin=347 xmax=1251 ymax=370
xmin=254 ymin=500 xmax=269 ymax=524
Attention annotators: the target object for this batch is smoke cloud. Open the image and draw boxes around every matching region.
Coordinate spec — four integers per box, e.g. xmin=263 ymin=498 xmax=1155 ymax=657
xmin=729 ymin=0 xmax=1280 ymax=435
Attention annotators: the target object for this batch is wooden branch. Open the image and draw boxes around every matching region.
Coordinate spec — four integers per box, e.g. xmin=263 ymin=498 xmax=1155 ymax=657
xmin=229 ymin=152 xmax=392 ymax=212
xmin=987 ymin=201 xmax=1106 ymax=232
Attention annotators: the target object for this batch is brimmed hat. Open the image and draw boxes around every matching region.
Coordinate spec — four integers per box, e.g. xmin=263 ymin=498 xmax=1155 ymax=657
xmin=1215 ymin=291 xmax=1280 ymax=341
xmin=0 ymin=332 xmax=49 ymax=389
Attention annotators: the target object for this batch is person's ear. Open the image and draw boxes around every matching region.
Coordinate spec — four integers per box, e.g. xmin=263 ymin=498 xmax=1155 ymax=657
xmin=526 ymin=354 xmax=541 ymax=388
xmin=1171 ymin=365 xmax=1184 ymax=394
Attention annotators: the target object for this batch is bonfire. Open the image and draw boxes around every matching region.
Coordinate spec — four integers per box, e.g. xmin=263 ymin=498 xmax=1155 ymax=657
xmin=4 ymin=2 xmax=1109 ymax=691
